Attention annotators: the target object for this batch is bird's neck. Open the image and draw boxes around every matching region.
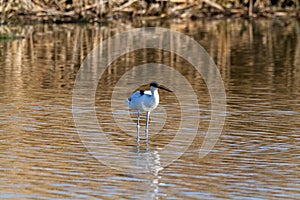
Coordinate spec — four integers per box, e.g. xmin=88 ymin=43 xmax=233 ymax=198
xmin=151 ymin=88 xmax=159 ymax=100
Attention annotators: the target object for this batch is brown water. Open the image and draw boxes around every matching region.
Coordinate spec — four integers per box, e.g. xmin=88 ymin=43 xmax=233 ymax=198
xmin=0 ymin=19 xmax=299 ymax=199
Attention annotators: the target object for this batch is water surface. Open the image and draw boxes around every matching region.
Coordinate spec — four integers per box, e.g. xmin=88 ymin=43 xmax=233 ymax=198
xmin=0 ymin=19 xmax=299 ymax=199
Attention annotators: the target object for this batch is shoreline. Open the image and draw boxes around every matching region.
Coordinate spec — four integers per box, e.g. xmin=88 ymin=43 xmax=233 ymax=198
xmin=0 ymin=1 xmax=299 ymax=25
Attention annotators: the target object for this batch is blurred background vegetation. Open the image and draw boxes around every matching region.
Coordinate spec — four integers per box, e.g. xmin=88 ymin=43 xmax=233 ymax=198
xmin=0 ymin=0 xmax=299 ymax=24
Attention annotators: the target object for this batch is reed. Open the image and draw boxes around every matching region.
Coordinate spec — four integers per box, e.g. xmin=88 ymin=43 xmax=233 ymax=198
xmin=0 ymin=0 xmax=299 ymax=24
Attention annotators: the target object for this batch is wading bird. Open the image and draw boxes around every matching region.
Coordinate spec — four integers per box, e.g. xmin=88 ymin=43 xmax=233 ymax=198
xmin=126 ymin=82 xmax=173 ymax=142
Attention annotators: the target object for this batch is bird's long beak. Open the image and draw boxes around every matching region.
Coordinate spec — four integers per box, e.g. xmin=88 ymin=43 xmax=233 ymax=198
xmin=158 ymin=85 xmax=173 ymax=92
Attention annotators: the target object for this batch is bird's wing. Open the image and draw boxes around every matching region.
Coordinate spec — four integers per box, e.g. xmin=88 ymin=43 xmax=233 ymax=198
xmin=127 ymin=90 xmax=151 ymax=102
xmin=127 ymin=90 xmax=142 ymax=102
xmin=144 ymin=90 xmax=151 ymax=95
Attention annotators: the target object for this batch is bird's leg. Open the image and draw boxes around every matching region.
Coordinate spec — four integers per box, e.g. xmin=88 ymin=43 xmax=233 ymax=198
xmin=136 ymin=110 xmax=140 ymax=142
xmin=145 ymin=111 xmax=150 ymax=142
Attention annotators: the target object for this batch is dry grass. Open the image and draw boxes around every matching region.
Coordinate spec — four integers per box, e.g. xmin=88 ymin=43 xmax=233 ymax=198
xmin=0 ymin=0 xmax=299 ymax=23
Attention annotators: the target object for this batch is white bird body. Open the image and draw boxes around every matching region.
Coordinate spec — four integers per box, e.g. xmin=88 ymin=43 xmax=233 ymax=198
xmin=126 ymin=82 xmax=172 ymax=142
xmin=128 ymin=88 xmax=159 ymax=112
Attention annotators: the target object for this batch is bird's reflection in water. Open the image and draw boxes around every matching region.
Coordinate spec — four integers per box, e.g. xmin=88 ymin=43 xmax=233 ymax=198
xmin=134 ymin=142 xmax=163 ymax=198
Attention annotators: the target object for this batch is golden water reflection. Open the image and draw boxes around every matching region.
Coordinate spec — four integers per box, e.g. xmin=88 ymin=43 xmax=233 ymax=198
xmin=0 ymin=19 xmax=299 ymax=198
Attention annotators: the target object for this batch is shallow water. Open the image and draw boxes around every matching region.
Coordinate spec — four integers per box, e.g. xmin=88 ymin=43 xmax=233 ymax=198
xmin=0 ymin=19 xmax=299 ymax=199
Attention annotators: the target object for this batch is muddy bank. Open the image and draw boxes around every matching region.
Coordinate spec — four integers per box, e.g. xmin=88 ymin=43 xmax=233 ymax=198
xmin=0 ymin=0 xmax=299 ymax=24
